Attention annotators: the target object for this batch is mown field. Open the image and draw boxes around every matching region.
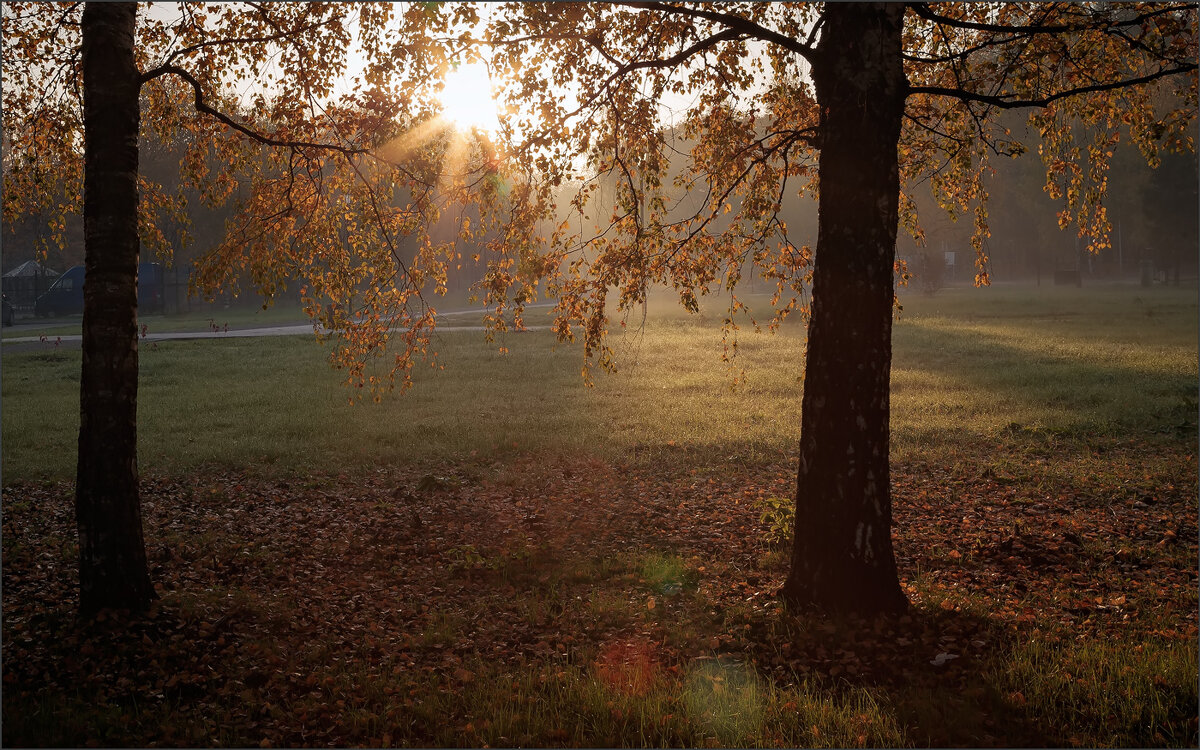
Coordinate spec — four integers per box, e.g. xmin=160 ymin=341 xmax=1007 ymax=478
xmin=2 ymin=282 xmax=1197 ymax=747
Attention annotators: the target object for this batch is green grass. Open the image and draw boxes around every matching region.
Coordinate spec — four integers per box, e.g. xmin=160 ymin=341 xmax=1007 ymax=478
xmin=1 ymin=315 xmax=810 ymax=481
xmin=890 ymin=283 xmax=1197 ymax=457
xmin=3 ymin=281 xmax=1194 ymax=482
xmin=4 ymin=281 xmax=1197 ymax=748
xmin=640 ymin=552 xmax=701 ymax=596
xmin=995 ymin=638 xmax=1199 ymax=747
xmin=424 ymin=658 xmax=908 ymax=748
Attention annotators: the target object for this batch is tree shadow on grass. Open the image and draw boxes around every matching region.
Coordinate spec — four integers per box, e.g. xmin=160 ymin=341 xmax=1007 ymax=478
xmin=750 ymin=590 xmax=1197 ymax=748
xmin=754 ymin=605 xmax=1052 ymax=747
xmin=891 ymin=317 xmax=1197 ymax=443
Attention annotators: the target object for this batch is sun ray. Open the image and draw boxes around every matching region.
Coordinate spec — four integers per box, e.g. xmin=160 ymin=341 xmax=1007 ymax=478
xmin=375 ymin=118 xmax=446 ymax=164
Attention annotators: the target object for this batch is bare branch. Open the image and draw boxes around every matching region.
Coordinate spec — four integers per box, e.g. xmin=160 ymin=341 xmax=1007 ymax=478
xmin=908 ymin=63 xmax=1198 ymax=109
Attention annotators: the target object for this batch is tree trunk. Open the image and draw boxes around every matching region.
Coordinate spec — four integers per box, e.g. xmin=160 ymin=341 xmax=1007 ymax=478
xmin=782 ymin=2 xmax=909 ymax=614
xmin=76 ymin=2 xmax=154 ymax=615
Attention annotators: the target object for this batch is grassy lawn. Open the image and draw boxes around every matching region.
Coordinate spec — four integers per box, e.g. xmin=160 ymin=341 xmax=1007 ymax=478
xmin=2 ymin=281 xmax=1197 ymax=747
xmin=3 ymin=282 xmax=1193 ymax=480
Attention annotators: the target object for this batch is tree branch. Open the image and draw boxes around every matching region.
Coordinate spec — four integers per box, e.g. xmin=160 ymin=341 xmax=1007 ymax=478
xmin=906 ymin=2 xmax=1191 ymax=37
xmin=139 ymin=64 xmax=369 ymax=156
xmin=908 ymin=62 xmax=1197 ymax=109
xmin=156 ymin=21 xmax=335 ymax=69
xmin=618 ymin=26 xmax=745 ymax=74
xmin=904 ymin=3 xmax=1195 ymax=68
xmin=615 ymin=1 xmax=816 ymax=62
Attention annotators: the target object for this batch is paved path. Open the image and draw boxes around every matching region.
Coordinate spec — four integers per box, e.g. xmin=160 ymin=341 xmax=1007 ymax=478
xmin=2 ymin=322 xmax=549 ymax=346
xmin=1 ymin=302 xmax=556 ymax=350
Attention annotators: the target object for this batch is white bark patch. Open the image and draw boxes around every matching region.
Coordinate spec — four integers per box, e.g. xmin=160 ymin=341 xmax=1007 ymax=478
xmin=855 ymin=522 xmax=865 ymax=551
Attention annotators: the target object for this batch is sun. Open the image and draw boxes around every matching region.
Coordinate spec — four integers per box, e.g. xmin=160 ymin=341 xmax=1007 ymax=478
xmin=439 ymin=62 xmax=500 ymax=135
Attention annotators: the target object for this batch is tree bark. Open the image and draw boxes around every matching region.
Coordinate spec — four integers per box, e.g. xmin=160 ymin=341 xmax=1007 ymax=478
xmin=782 ymin=2 xmax=909 ymax=614
xmin=76 ymin=1 xmax=154 ymax=615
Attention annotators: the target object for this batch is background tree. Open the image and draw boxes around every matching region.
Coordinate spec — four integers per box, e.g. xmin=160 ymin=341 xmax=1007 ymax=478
xmin=1142 ymin=148 xmax=1199 ymax=282
xmin=2 ymin=2 xmax=488 ymax=614
xmin=401 ymin=1 xmax=1197 ymax=613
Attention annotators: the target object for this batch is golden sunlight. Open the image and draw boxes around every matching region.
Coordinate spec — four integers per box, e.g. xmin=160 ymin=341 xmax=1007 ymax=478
xmin=439 ymin=61 xmax=500 ymax=134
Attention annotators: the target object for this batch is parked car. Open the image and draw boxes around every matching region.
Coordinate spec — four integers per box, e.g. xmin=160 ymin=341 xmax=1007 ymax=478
xmin=2 ymin=293 xmax=13 ymax=326
xmin=34 ymin=265 xmax=83 ymax=317
xmin=35 ymin=263 xmax=164 ymax=317
xmin=139 ymin=262 xmax=164 ymax=313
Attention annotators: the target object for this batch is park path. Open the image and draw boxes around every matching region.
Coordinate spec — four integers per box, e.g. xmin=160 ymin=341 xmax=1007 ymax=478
xmin=1 ymin=302 xmax=554 ymax=349
xmin=1 ymin=323 xmax=549 ymax=346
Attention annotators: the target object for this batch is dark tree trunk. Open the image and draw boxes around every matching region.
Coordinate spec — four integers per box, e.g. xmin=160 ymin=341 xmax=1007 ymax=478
xmin=782 ymin=2 xmax=909 ymax=614
xmin=76 ymin=2 xmax=154 ymax=615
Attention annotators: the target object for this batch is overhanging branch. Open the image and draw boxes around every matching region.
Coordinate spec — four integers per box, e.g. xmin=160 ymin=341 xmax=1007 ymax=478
xmin=615 ymin=1 xmax=816 ymax=62
xmin=906 ymin=2 xmax=1192 ymax=37
xmin=140 ymin=64 xmax=369 ymax=156
xmin=907 ymin=62 xmax=1198 ymax=109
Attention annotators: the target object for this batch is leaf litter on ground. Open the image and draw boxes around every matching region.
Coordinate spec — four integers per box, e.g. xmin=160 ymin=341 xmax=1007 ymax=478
xmin=2 ymin=446 xmax=1196 ymax=747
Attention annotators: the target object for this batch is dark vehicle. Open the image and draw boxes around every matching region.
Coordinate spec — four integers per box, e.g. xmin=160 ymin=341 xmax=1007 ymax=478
xmin=2 ymin=293 xmax=13 ymax=326
xmin=34 ymin=265 xmax=83 ymax=317
xmin=139 ymin=262 xmax=164 ymax=313
xmin=35 ymin=263 xmax=164 ymax=317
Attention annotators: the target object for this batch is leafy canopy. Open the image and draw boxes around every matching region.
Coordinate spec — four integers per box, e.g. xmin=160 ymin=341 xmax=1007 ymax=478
xmin=3 ymin=3 xmax=1195 ymax=393
xmin=397 ymin=2 xmax=1195 ymax=381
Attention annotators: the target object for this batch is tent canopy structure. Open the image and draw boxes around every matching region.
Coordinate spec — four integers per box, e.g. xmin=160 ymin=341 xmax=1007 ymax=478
xmin=3 ymin=260 xmax=58 ymax=278
xmin=2 ymin=260 xmax=61 ymax=311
